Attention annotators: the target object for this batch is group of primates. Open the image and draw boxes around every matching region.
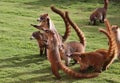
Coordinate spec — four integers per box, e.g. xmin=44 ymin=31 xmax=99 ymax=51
xmin=30 ymin=0 xmax=120 ymax=79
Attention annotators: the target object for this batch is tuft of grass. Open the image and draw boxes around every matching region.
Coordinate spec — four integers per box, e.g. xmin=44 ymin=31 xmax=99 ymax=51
xmin=0 ymin=0 xmax=120 ymax=83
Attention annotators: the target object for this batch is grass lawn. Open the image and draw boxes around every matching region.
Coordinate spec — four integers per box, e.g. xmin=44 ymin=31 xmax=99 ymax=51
xmin=0 ymin=0 xmax=120 ymax=83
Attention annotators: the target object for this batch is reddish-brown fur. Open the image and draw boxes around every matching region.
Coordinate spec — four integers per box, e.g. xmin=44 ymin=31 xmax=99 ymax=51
xmin=103 ymin=19 xmax=118 ymax=69
xmin=51 ymin=6 xmax=86 ymax=66
xmin=31 ymin=7 xmax=98 ymax=79
xmin=31 ymin=14 xmax=49 ymax=30
xmin=32 ymin=8 xmax=71 ymax=65
xmin=72 ymin=52 xmax=106 ymax=72
xmin=31 ymin=9 xmax=74 ymax=66
xmin=63 ymin=11 xmax=86 ymax=65
xmin=31 ymin=13 xmax=72 ymax=61
xmin=111 ymin=25 xmax=120 ymax=60
xmin=51 ymin=6 xmax=71 ymax=42
xmin=44 ymin=29 xmax=99 ymax=79
xmin=71 ymin=28 xmax=116 ymax=72
xmin=31 ymin=12 xmax=70 ymax=43
xmin=71 ymin=19 xmax=118 ymax=72
xmin=44 ymin=30 xmax=61 ymax=79
xmin=65 ymin=12 xmax=86 ymax=47
xmin=90 ymin=0 xmax=109 ymax=25
xmin=62 ymin=41 xmax=85 ymax=66
xmin=30 ymin=31 xmax=48 ymax=56
xmin=30 ymin=10 xmax=69 ymax=78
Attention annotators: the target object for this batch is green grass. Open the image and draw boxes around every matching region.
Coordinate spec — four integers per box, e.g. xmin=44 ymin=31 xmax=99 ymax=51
xmin=0 ymin=0 xmax=120 ymax=83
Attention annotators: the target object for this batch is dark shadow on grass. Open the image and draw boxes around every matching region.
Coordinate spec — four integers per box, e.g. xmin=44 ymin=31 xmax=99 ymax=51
xmin=23 ymin=0 xmax=78 ymax=9
xmin=9 ymin=74 xmax=52 ymax=83
xmin=0 ymin=54 xmax=73 ymax=82
xmin=23 ymin=0 xmax=103 ymax=10
xmin=8 ymin=67 xmax=53 ymax=83
xmin=0 ymin=53 xmax=85 ymax=82
xmin=0 ymin=54 xmax=95 ymax=82
xmin=0 ymin=54 xmax=47 ymax=68
xmin=113 ymin=59 xmax=120 ymax=63
xmin=0 ymin=54 xmax=58 ymax=82
xmin=9 ymin=72 xmax=74 ymax=83
xmin=6 ymin=0 xmax=118 ymax=8
xmin=105 ymin=79 xmax=120 ymax=83
xmin=8 ymin=68 xmax=79 ymax=83
xmin=24 ymin=0 xmax=78 ymax=8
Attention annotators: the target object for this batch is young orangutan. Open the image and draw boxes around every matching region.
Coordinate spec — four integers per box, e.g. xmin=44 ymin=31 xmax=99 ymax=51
xmin=90 ymin=0 xmax=109 ymax=25
xmin=43 ymin=29 xmax=99 ymax=79
xmin=51 ymin=6 xmax=86 ymax=66
xmin=111 ymin=25 xmax=120 ymax=60
xmin=30 ymin=31 xmax=48 ymax=56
